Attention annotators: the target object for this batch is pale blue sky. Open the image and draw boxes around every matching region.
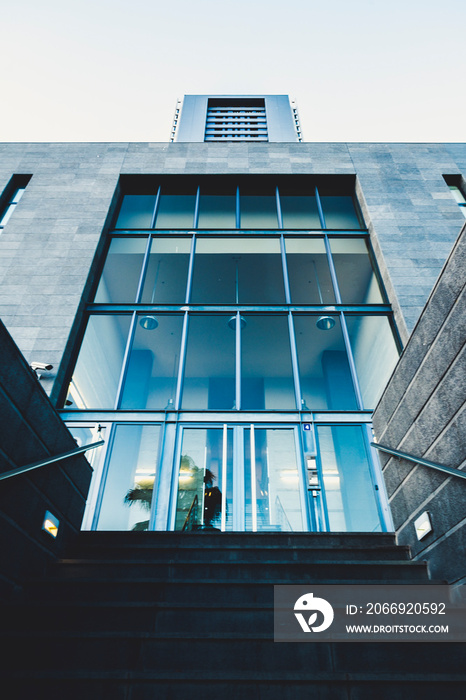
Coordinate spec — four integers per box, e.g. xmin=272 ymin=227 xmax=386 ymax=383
xmin=1 ymin=0 xmax=465 ymax=142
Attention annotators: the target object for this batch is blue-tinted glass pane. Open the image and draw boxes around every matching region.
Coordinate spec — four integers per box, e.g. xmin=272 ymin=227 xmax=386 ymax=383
xmin=182 ymin=315 xmax=236 ymax=410
xmin=120 ymin=314 xmax=183 ymax=409
xmin=198 ymin=195 xmax=236 ymax=228
xmin=155 ymin=194 xmax=196 ymax=228
xmin=191 ymin=238 xmax=285 ymax=304
xmin=245 ymin=428 xmax=304 ymax=532
xmin=65 ymin=315 xmax=131 ymax=409
xmin=329 ymin=238 xmax=384 ymax=303
xmin=345 ymin=315 xmax=399 ymax=409
xmin=241 ymin=315 xmax=295 ymax=410
xmin=94 ymin=238 xmax=147 ymax=302
xmin=240 ymin=195 xmax=278 ymax=228
xmin=141 ymin=238 xmax=191 ymax=304
xmin=280 ymin=195 xmax=320 ymax=229
xmin=285 ymin=238 xmax=335 ymax=304
xmin=116 ymin=195 xmax=156 ymax=228
xmin=316 ymin=425 xmax=381 ymax=532
xmin=96 ymin=424 xmax=161 ymax=531
xmin=175 ymin=428 xmax=233 ymax=531
xmin=320 ymin=196 xmax=362 ymax=229
xmin=294 ymin=315 xmax=357 ymax=410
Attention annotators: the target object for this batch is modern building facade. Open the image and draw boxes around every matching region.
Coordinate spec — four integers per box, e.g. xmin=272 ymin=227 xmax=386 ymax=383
xmin=0 ymin=98 xmax=465 ymax=555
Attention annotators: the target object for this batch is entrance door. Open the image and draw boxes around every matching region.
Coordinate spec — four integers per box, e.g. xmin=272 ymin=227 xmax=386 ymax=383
xmin=171 ymin=425 xmax=307 ymax=532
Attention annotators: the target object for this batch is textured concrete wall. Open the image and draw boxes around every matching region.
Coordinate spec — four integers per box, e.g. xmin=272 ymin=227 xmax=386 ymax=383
xmin=372 ymin=223 xmax=466 ymax=585
xmin=0 ymin=320 xmax=93 ymax=598
xmin=0 ymin=141 xmax=465 ymax=399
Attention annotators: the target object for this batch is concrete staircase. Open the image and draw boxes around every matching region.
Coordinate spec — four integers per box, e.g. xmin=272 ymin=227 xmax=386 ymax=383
xmin=1 ymin=531 xmax=465 ymax=699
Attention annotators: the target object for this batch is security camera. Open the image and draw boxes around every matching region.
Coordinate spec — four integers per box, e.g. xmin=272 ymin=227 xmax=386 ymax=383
xmin=30 ymin=362 xmax=53 ymax=371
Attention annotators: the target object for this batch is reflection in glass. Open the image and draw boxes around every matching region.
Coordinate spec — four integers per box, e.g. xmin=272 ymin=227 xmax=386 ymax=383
xmin=116 ymin=195 xmax=156 ymax=228
xmin=241 ymin=315 xmax=295 ymax=410
xmin=280 ymin=195 xmax=320 ymax=229
xmin=96 ymin=424 xmax=161 ymax=531
xmin=245 ymin=428 xmax=304 ymax=532
xmin=345 ymin=315 xmax=399 ymax=409
xmin=182 ymin=315 xmax=235 ymax=410
xmin=175 ymin=428 xmax=233 ymax=531
xmin=191 ymin=238 xmax=285 ymax=304
xmin=320 ymin=196 xmax=362 ymax=229
xmin=120 ymin=315 xmax=183 ymax=409
xmin=240 ymin=194 xmax=278 ymax=228
xmin=294 ymin=315 xmax=357 ymax=410
xmin=65 ymin=315 xmax=131 ymax=409
xmin=198 ymin=194 xmax=236 ymax=228
xmin=141 ymin=238 xmax=191 ymax=304
xmin=330 ymin=239 xmax=383 ymax=303
xmin=285 ymin=238 xmax=335 ymax=304
xmin=155 ymin=194 xmax=196 ymax=228
xmin=94 ymin=238 xmax=147 ymax=303
xmin=316 ymin=425 xmax=381 ymax=532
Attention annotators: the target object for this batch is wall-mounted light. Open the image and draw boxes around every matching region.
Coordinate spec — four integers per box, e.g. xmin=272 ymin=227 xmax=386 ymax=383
xmin=414 ymin=511 xmax=433 ymax=541
xmin=42 ymin=511 xmax=59 ymax=538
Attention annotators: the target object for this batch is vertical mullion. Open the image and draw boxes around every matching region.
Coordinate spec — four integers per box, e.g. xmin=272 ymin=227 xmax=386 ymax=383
xmin=324 ymin=234 xmax=342 ymax=304
xmin=250 ymin=425 xmax=257 ymax=532
xmin=340 ymin=312 xmax=364 ymax=410
xmin=221 ymin=424 xmax=227 ymax=532
xmin=150 ymin=186 xmax=161 ymax=228
xmin=280 ymin=234 xmax=291 ymax=304
xmin=193 ymin=186 xmax=200 ymax=228
xmin=315 ymin=186 xmax=326 ymax=229
xmin=288 ymin=312 xmax=302 ymax=410
xmin=134 ymin=235 xmax=153 ymax=303
xmin=236 ymin=186 xmax=240 ymax=229
xmin=114 ymin=311 xmax=138 ymax=409
xmin=174 ymin=311 xmax=189 ymax=410
xmin=276 ymin=186 xmax=283 ymax=229
xmin=185 ymin=234 xmax=196 ymax=304
xmin=236 ymin=311 xmax=242 ymax=410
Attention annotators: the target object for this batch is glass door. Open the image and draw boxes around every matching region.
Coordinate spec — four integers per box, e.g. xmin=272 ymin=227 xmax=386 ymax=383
xmin=172 ymin=425 xmax=307 ymax=532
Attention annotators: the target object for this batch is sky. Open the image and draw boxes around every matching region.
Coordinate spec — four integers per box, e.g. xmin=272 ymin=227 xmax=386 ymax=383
xmin=1 ymin=0 xmax=465 ymax=143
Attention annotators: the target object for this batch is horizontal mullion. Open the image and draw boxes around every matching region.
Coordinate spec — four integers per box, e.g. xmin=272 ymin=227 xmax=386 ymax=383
xmin=85 ymin=303 xmax=392 ymax=314
xmin=108 ymin=228 xmax=369 ymax=235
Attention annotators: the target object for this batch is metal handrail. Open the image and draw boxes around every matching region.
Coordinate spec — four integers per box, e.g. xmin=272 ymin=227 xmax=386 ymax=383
xmin=0 ymin=440 xmax=105 ymax=481
xmin=371 ymin=442 xmax=466 ymax=481
xmin=182 ymin=495 xmax=199 ymax=531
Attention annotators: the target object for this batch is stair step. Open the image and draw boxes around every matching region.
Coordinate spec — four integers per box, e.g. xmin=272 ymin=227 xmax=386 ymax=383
xmin=66 ymin=545 xmax=411 ymax=562
xmin=3 ymin=673 xmax=466 ymax=700
xmin=50 ymin=559 xmax=429 ymax=583
xmin=2 ymin=632 xmax=466 ymax=676
xmin=74 ymin=531 xmax=401 ymax=550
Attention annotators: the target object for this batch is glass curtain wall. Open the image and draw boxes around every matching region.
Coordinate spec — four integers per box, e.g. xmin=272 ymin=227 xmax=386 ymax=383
xmin=63 ymin=177 xmax=399 ymax=533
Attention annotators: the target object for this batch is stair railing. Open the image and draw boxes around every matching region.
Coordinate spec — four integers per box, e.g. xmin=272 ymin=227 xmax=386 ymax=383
xmin=182 ymin=495 xmax=199 ymax=531
xmin=371 ymin=442 xmax=466 ymax=481
xmin=0 ymin=440 xmax=105 ymax=482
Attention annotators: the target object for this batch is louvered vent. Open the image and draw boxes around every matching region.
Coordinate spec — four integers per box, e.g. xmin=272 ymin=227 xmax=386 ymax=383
xmin=205 ymin=98 xmax=268 ymax=141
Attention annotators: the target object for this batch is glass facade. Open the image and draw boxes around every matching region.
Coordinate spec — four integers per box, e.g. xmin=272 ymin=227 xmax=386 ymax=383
xmin=64 ymin=177 xmax=399 ymax=534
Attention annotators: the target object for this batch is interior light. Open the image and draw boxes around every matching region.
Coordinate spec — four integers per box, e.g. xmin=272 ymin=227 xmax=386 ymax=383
xmin=42 ymin=511 xmax=59 ymax=538
xmin=227 ymin=315 xmax=247 ymax=330
xmin=414 ymin=512 xmax=433 ymax=541
xmin=316 ymin=315 xmax=336 ymax=331
xmin=140 ymin=316 xmax=158 ymax=330
xmin=179 ymin=472 xmax=194 ymax=481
